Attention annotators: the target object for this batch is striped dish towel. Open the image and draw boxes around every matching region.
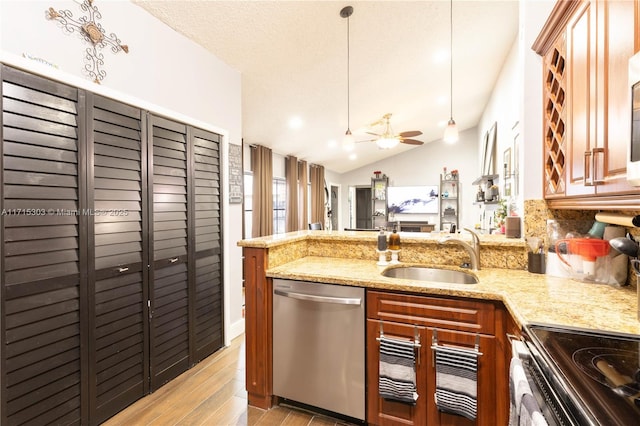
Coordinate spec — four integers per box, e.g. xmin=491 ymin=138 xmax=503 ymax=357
xmin=434 ymin=347 xmax=478 ymax=420
xmin=519 ymin=393 xmax=548 ymax=426
xmin=379 ymin=336 xmax=418 ymax=404
xmin=509 ymin=357 xmax=530 ymax=425
xmin=509 ymin=357 xmax=548 ymax=426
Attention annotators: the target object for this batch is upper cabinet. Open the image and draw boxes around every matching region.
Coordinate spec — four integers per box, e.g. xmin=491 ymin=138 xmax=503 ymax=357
xmin=534 ymin=0 xmax=640 ymax=208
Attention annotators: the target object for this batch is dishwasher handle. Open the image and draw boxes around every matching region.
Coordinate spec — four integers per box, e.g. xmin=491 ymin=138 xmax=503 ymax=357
xmin=274 ymin=288 xmax=362 ymax=305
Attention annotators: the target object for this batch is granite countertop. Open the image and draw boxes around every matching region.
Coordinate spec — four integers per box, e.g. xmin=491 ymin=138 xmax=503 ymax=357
xmin=267 ymin=256 xmax=640 ymax=336
xmin=237 ymin=229 xmax=525 ymax=249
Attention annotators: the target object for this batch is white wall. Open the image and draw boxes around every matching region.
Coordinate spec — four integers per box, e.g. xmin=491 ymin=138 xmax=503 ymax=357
xmin=475 ymin=0 xmax=555 ymax=220
xmin=520 ymin=0 xmax=556 ymax=200
xmin=0 ymin=0 xmax=244 ymax=344
xmin=338 ymin=127 xmax=479 ymax=230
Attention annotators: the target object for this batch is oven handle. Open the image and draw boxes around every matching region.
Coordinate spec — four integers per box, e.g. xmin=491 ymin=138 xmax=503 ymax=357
xmin=274 ymin=288 xmax=362 ymax=305
xmin=508 ymin=334 xmax=531 ymax=359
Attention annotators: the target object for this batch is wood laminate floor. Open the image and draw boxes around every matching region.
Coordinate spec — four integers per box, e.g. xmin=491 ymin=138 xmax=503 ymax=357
xmin=102 ymin=335 xmax=358 ymax=426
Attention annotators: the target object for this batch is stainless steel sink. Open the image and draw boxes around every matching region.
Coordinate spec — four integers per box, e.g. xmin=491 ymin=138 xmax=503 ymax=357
xmin=382 ymin=266 xmax=478 ymax=284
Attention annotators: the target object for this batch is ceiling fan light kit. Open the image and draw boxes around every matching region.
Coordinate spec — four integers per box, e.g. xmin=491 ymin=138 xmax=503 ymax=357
xmin=376 ymin=137 xmax=400 ymax=150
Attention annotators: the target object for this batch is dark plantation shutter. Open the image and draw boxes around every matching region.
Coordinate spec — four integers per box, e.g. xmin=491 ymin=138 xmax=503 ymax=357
xmin=149 ymin=116 xmax=190 ymax=388
xmin=192 ymin=129 xmax=223 ymax=360
xmin=88 ymin=94 xmax=148 ymax=422
xmin=1 ymin=65 xmax=224 ymax=424
xmin=1 ymin=66 xmax=85 ymax=425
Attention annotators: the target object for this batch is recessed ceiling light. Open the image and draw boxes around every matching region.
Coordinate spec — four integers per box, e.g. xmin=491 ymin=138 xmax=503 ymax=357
xmin=437 ymin=119 xmax=448 ymax=127
xmin=348 ymin=153 xmax=357 ymax=160
xmin=328 ymin=139 xmax=338 ymax=148
xmin=437 ymin=95 xmax=447 ymax=105
xmin=288 ymin=116 xmax=303 ymax=129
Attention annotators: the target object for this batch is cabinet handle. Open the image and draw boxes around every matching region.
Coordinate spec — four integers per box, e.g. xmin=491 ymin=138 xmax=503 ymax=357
xmin=169 ymin=257 xmax=179 ymax=263
xmin=584 ymin=150 xmax=594 ymax=186
xmin=592 ymin=147 xmax=605 ymax=185
xmin=118 ymin=267 xmax=129 ymax=273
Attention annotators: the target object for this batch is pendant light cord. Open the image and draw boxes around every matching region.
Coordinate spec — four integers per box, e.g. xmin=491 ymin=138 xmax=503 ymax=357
xmin=449 ymin=0 xmax=453 ymax=120
xmin=347 ymin=11 xmax=350 ymax=129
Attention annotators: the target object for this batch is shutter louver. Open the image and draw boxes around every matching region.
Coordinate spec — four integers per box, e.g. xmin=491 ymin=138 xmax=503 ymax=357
xmin=150 ymin=117 xmax=189 ymax=388
xmin=2 ymin=66 xmax=83 ymax=425
xmin=89 ymin=95 xmax=147 ymax=422
xmin=192 ymin=130 xmax=223 ymax=360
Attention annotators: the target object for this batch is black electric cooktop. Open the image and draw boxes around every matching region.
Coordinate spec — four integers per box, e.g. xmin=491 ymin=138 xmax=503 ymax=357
xmin=526 ymin=324 xmax=640 ymax=425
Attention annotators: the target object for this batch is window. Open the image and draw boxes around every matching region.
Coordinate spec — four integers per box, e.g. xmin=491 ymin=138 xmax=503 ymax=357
xmin=242 ymin=173 xmax=287 ymax=237
xmin=243 ymin=173 xmax=253 ymax=239
xmin=273 ymin=178 xmax=286 ymax=234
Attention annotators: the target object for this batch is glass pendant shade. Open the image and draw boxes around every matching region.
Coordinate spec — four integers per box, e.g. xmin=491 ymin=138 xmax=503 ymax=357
xmin=342 ymin=129 xmax=355 ymax=151
xmin=443 ymin=118 xmax=459 ymax=143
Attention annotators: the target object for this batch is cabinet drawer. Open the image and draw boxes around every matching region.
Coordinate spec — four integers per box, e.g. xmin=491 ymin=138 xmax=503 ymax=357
xmin=366 ymin=290 xmax=495 ymax=334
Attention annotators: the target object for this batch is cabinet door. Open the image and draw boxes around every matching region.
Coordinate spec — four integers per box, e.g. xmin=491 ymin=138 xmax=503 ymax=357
xmin=566 ymin=0 xmax=597 ymax=196
xmin=426 ymin=329 xmax=497 ymax=426
xmin=1 ymin=66 xmax=86 ymax=425
xmin=595 ymin=0 xmax=637 ymax=194
xmin=191 ymin=128 xmax=223 ymax=361
xmin=149 ymin=116 xmax=190 ymax=389
xmin=88 ymin=94 xmax=149 ymax=423
xmin=367 ymin=320 xmax=428 ymax=426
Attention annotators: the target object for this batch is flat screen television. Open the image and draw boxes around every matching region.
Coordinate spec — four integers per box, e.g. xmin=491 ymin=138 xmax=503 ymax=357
xmin=387 ymin=185 xmax=439 ymax=214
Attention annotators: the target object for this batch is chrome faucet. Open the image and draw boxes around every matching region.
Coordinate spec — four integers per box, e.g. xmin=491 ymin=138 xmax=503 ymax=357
xmin=438 ymin=227 xmax=481 ymax=271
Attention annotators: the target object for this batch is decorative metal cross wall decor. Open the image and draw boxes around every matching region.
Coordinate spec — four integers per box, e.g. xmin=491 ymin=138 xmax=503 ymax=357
xmin=46 ymin=0 xmax=129 ymax=84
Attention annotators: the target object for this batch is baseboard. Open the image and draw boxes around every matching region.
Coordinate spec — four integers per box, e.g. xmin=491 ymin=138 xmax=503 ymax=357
xmin=229 ymin=318 xmax=245 ymax=341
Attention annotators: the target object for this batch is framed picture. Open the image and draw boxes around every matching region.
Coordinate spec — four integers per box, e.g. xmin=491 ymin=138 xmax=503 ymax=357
xmin=512 ymin=130 xmax=520 ymax=197
xmin=482 ymin=122 xmax=497 ymax=175
xmin=503 ymin=147 xmax=512 ymax=177
xmin=228 ymin=143 xmax=243 ymax=203
xmin=504 ymin=181 xmax=512 ymax=197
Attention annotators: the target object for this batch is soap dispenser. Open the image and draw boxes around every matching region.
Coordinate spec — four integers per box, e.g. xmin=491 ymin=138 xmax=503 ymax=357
xmin=377 ymin=227 xmax=388 ymax=251
xmin=388 ymin=226 xmax=401 ymax=251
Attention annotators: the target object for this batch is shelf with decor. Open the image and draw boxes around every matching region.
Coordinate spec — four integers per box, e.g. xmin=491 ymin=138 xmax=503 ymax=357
xmin=472 ymin=174 xmax=500 ymax=204
xmin=439 ymin=173 xmax=459 ymax=232
xmin=371 ymin=175 xmax=388 ymax=229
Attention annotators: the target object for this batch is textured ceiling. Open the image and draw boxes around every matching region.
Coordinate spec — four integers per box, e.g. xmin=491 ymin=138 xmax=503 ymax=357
xmin=133 ymin=0 xmax=519 ymax=173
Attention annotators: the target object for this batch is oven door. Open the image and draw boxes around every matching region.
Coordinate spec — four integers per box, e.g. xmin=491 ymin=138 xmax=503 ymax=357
xmin=510 ymin=339 xmax=580 ymax=426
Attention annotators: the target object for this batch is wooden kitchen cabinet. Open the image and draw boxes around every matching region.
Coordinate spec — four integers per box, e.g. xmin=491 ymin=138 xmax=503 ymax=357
xmin=367 ymin=320 xmax=429 ymax=426
xmin=366 ymin=291 xmax=508 ymax=426
xmin=534 ymin=0 xmax=640 ymax=207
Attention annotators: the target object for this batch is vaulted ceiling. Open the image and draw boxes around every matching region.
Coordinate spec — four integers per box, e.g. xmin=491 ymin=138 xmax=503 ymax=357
xmin=133 ymin=1 xmax=519 ymax=173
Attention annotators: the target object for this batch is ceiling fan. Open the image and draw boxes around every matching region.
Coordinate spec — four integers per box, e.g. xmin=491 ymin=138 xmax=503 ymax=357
xmin=361 ymin=113 xmax=424 ymax=149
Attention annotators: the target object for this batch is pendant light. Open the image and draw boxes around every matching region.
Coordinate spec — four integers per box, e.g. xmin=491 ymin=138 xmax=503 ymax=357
xmin=341 ymin=6 xmax=355 ymax=151
xmin=443 ymin=0 xmax=459 ymax=144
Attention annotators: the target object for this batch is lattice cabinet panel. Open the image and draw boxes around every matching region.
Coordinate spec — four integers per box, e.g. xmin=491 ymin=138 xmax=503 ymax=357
xmin=543 ymin=34 xmax=567 ymax=197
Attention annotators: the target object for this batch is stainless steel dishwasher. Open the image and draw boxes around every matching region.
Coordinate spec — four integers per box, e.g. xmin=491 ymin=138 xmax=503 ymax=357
xmin=272 ymin=279 xmax=365 ymax=421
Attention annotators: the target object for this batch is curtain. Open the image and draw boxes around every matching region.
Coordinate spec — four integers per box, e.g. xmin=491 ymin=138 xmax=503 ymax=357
xmin=285 ymin=155 xmax=298 ymax=232
xmin=310 ymin=164 xmax=325 ymax=226
xmin=250 ymin=145 xmax=273 ymax=237
xmin=298 ymin=160 xmax=308 ymax=230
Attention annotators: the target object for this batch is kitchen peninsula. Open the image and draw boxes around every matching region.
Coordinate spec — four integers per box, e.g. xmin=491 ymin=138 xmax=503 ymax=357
xmin=239 ymin=230 xmax=640 ymax=425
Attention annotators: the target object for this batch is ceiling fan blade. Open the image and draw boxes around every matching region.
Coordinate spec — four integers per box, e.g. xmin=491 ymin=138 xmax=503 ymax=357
xmin=400 ymin=138 xmax=424 ymax=145
xmin=355 ymin=138 xmax=376 ymax=143
xmin=365 ymin=131 xmax=382 ymax=137
xmin=398 ymin=130 xmax=422 ymax=138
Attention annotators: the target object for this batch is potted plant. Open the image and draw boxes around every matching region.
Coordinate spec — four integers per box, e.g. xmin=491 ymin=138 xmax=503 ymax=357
xmin=495 ymin=198 xmax=508 ymax=233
